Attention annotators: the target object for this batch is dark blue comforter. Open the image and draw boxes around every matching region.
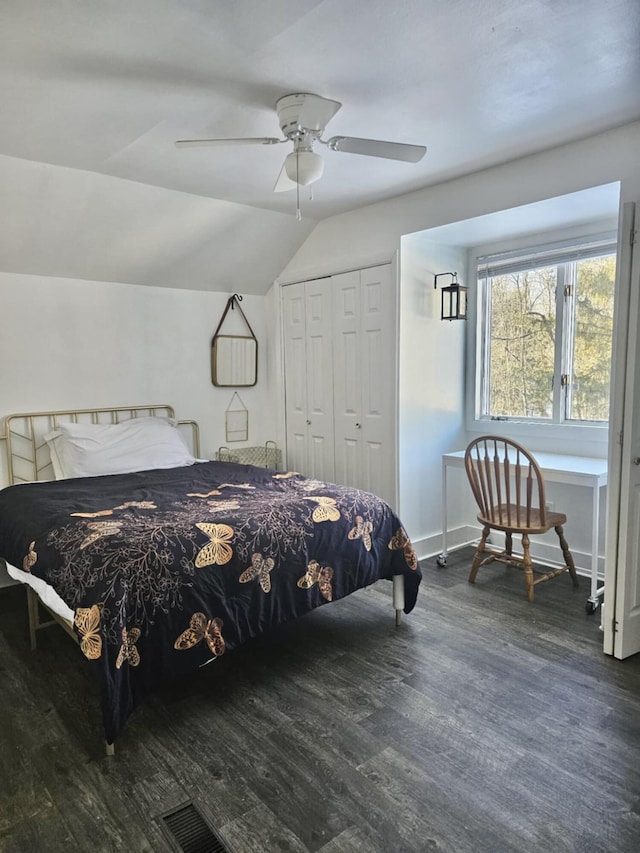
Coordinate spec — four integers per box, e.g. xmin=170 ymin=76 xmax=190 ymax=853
xmin=0 ymin=461 xmax=421 ymax=743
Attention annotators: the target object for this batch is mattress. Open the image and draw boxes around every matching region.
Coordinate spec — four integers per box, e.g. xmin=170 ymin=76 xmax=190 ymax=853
xmin=6 ymin=561 xmax=75 ymax=623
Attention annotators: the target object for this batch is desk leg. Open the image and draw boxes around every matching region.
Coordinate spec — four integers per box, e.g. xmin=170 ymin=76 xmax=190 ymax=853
xmin=437 ymin=458 xmax=448 ymax=567
xmin=586 ymin=483 xmax=605 ymax=615
xmin=591 ymin=484 xmax=599 ymax=600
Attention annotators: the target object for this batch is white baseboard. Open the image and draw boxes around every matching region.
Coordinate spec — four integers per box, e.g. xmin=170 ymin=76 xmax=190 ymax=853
xmin=414 ymin=525 xmax=603 ymax=581
xmin=414 ymin=526 xmax=478 ymax=561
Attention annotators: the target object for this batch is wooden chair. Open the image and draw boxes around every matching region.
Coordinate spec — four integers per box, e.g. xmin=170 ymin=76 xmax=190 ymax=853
xmin=464 ymin=436 xmax=579 ymax=602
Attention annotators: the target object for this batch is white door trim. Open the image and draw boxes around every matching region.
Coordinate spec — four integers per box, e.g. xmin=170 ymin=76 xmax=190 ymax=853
xmin=604 ymin=201 xmax=640 ymax=657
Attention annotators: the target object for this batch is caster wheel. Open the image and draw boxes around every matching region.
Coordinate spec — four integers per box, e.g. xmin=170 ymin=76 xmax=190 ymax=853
xmin=436 ymin=553 xmax=447 ymax=568
xmin=585 ymin=600 xmax=598 ymax=615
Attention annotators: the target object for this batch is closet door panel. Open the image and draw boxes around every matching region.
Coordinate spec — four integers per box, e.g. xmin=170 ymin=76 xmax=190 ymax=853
xmin=336 ymin=331 xmax=359 ymax=413
xmin=308 ymin=434 xmax=334 ymax=481
xmin=332 ymin=270 xmax=362 ymax=488
xmin=305 ymin=278 xmax=335 ymax=481
xmin=287 ymin=431 xmax=308 ymax=474
xmin=283 ymin=264 xmax=396 ymax=505
xmin=283 ymin=278 xmax=335 ymax=480
xmin=335 ymin=438 xmax=360 ymax=489
xmin=287 ymin=335 xmax=307 ymax=418
xmin=361 ymin=266 xmax=394 ymax=429
xmin=360 ymin=265 xmax=395 ymax=504
xmin=283 ymin=282 xmax=309 ymax=471
xmin=361 ymin=438 xmax=386 ymax=498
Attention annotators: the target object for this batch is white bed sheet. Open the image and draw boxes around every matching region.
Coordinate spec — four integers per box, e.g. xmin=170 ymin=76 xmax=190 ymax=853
xmin=6 ymin=562 xmax=75 ymax=624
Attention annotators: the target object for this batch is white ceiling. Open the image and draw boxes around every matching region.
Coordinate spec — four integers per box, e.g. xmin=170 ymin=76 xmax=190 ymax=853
xmin=3 ymin=0 xmax=640 ymax=218
xmin=1 ymin=0 xmax=639 ymax=292
xmin=410 ymin=183 xmax=621 ymax=249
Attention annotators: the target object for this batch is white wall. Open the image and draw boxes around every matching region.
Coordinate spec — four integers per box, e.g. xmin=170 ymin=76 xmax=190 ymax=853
xmin=277 ymin=120 xmax=640 ymax=572
xmin=0 ymin=154 xmax=314 ymax=296
xmin=0 ymin=273 xmax=277 ymax=487
xmin=278 ymin=121 xmax=640 ymax=284
xmin=399 ymin=235 xmax=471 ymax=555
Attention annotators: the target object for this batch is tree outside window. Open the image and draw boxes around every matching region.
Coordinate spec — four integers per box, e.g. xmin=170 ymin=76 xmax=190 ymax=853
xmin=478 ymin=238 xmax=616 ymax=424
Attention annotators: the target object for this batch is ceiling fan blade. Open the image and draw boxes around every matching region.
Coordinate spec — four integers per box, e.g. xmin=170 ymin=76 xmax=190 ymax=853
xmin=326 ymin=136 xmax=426 ymax=162
xmin=273 ymin=160 xmax=298 ymax=193
xmin=175 ymin=137 xmax=282 ymax=148
xmin=297 ymin=95 xmax=342 ymax=132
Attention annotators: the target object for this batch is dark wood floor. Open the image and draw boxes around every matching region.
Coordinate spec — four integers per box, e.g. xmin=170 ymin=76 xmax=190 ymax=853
xmin=1 ymin=549 xmax=640 ymax=853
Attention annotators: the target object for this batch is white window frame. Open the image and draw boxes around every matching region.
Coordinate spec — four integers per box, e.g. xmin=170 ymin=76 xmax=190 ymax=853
xmin=466 ymin=228 xmax=618 ymax=454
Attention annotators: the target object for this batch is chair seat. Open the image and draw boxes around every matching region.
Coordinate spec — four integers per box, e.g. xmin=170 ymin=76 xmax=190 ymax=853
xmin=478 ymin=504 xmax=567 ymax=534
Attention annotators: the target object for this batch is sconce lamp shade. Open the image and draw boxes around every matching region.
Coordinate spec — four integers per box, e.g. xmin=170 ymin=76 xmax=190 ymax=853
xmin=434 ymin=272 xmax=468 ymax=321
xmin=441 ymin=281 xmax=468 ymax=320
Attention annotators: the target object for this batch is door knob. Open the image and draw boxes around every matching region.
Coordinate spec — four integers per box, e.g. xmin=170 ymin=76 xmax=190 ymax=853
xmin=306 ymin=419 xmax=311 ymax=425
xmin=633 ymin=457 xmax=640 ymax=466
xmin=355 ymin=422 xmax=361 ymax=429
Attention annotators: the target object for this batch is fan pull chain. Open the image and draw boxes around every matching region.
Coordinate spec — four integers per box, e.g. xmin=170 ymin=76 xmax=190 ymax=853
xmin=295 ymin=148 xmax=302 ymax=220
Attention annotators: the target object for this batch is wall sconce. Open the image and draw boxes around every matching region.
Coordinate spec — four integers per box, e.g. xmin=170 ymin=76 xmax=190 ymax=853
xmin=434 ymin=271 xmax=468 ymax=321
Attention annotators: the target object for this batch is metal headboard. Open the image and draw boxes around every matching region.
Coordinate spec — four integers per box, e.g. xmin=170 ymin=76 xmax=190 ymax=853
xmin=0 ymin=404 xmax=200 ymax=485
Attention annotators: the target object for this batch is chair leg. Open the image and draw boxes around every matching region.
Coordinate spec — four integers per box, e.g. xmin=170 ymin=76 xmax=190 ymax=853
xmin=469 ymin=525 xmax=490 ymax=584
xmin=505 ymin=531 xmax=513 ymax=558
xmin=555 ymin=524 xmax=579 ymax=588
xmin=522 ymin=533 xmax=534 ymax=602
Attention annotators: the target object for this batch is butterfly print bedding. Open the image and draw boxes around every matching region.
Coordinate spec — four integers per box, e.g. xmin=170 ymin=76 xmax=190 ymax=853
xmin=74 ymin=605 xmax=103 ymax=660
xmin=239 ymin=553 xmax=275 ymax=593
xmin=297 ymin=560 xmax=334 ymax=601
xmin=0 ymin=461 xmax=421 ymax=744
xmin=174 ymin=612 xmax=226 ymax=657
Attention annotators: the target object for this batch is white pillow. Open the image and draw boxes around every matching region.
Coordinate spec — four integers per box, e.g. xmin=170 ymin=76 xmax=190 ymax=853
xmin=45 ymin=431 xmax=67 ymax=480
xmin=44 ymin=417 xmax=196 ymax=479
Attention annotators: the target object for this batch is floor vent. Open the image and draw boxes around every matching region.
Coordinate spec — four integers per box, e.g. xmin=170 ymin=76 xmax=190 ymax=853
xmin=160 ymin=801 xmax=230 ymax=853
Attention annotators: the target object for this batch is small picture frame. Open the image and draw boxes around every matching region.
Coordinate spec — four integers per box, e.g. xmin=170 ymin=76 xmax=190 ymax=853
xmin=225 ymin=393 xmax=249 ymax=443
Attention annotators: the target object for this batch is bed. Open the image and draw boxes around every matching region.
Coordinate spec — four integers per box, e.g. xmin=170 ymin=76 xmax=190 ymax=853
xmin=0 ymin=405 xmax=421 ymax=753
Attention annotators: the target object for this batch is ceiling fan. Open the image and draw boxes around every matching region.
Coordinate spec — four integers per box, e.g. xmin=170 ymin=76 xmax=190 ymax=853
xmin=175 ymin=93 xmax=427 ymax=194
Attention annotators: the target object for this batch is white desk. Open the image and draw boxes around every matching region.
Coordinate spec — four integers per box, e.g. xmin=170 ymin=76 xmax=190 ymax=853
xmin=440 ymin=450 xmax=608 ymax=607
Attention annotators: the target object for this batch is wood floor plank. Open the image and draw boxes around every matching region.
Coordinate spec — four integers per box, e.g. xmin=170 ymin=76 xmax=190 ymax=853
xmin=358 ymin=744 xmax=534 ymax=853
xmin=221 ymin=802 xmax=308 ymax=853
xmin=1 ymin=806 xmax=76 ymax=853
xmin=2 ymin=550 xmax=640 ymax=851
xmin=316 ymin=825 xmax=383 ymax=853
xmin=186 ymin=711 xmax=356 ymax=851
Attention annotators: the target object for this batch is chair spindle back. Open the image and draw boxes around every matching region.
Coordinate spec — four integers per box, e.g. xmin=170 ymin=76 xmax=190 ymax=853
xmin=465 ymin=436 xmax=547 ymax=529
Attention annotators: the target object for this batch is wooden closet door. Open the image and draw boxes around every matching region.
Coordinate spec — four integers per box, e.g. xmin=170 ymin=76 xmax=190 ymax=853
xmin=283 ymin=278 xmax=335 ymax=481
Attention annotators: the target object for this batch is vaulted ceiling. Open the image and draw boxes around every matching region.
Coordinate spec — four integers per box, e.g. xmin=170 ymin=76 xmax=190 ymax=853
xmin=2 ymin=0 xmax=639 ymax=292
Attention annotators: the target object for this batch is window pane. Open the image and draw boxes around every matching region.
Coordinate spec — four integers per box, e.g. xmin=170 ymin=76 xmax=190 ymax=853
xmin=485 ymin=266 xmax=557 ymax=419
xmin=566 ymin=254 xmax=616 ymax=421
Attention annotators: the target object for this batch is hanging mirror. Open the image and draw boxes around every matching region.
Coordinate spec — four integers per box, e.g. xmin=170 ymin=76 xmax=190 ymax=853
xmin=213 ymin=336 xmax=257 ymax=386
xmin=211 ymin=294 xmax=258 ymax=387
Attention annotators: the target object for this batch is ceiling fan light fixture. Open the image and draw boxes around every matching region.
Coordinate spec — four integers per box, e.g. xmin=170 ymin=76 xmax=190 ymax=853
xmin=284 ymin=149 xmax=324 ymax=186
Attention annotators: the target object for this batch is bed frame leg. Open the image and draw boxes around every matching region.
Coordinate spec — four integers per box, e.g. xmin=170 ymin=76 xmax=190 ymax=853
xmin=392 ymin=575 xmax=405 ymax=627
xmin=105 ymin=742 xmax=115 ymax=757
xmin=26 ymin=587 xmax=39 ymax=651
